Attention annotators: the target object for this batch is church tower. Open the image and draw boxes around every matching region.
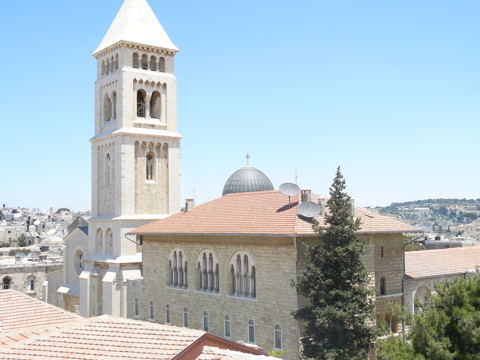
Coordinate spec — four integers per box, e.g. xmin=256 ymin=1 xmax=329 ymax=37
xmin=80 ymin=0 xmax=181 ymax=318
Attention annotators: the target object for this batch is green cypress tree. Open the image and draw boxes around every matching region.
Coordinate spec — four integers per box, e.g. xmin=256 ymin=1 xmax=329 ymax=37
xmin=292 ymin=166 xmax=375 ymax=360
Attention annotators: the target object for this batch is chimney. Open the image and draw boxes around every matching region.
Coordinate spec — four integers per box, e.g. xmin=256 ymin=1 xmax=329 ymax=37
xmin=301 ymin=189 xmax=311 ymax=203
xmin=349 ymin=198 xmax=355 ymax=217
xmin=318 ymin=197 xmax=326 ymax=216
xmin=185 ymin=197 xmax=195 ymax=211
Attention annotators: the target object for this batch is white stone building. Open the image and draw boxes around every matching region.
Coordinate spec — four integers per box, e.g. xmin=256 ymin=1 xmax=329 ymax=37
xmin=50 ymin=0 xmax=182 ymax=318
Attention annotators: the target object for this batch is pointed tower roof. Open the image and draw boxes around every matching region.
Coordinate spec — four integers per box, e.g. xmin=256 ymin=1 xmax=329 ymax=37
xmin=93 ymin=0 xmax=178 ymax=55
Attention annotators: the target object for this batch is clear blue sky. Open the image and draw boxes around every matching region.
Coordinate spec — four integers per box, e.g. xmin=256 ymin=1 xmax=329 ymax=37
xmin=1 ymin=1 xmax=479 ymax=211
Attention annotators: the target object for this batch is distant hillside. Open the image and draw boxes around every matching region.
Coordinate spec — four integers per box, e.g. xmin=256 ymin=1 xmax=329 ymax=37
xmin=376 ymin=199 xmax=480 ymax=239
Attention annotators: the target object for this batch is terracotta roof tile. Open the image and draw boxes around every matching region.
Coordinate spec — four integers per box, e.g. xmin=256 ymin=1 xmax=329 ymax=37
xmin=405 ymin=246 xmax=480 ymax=279
xmin=130 ymin=191 xmax=420 ymax=236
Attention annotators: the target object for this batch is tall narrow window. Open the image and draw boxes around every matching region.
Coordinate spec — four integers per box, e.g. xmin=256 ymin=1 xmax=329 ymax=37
xmin=380 ymin=277 xmax=386 ymax=295
xmin=105 ymin=154 xmax=111 ymax=184
xmin=96 ymin=228 xmax=103 ymax=253
xmin=150 ymin=56 xmax=157 ymax=71
xmin=141 ymin=54 xmax=148 ymax=70
xmin=183 ymin=307 xmax=189 ymax=328
xmin=274 ymin=324 xmax=282 ymax=349
xmin=134 ymin=298 xmax=139 ymax=318
xmin=381 ymin=246 xmax=384 ymax=258
xmin=203 ymin=311 xmax=209 ymax=332
xmin=248 ymin=319 xmax=255 ymax=343
xmin=105 ymin=58 xmax=110 ymax=74
xmin=112 ymin=92 xmax=117 ymax=120
xmin=106 ymin=228 xmax=113 ymax=252
xmin=133 ymin=53 xmax=139 ymax=68
xmin=101 ymin=60 xmax=105 ymax=75
xmin=136 ymin=91 xmax=146 ymax=117
xmin=165 ymin=304 xmax=171 ymax=324
xmin=26 ymin=276 xmax=36 ymax=292
xmin=115 ymin=54 xmax=119 ymax=70
xmin=224 ymin=315 xmax=231 ymax=338
xmin=159 ymin=57 xmax=165 ymax=72
xmin=150 ymin=91 xmax=161 ymax=119
xmin=104 ymin=94 xmax=112 ymax=122
xmin=149 ymin=301 xmax=154 ymax=321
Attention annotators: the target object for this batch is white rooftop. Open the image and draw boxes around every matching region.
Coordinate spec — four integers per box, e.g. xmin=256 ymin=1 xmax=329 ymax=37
xmin=94 ymin=0 xmax=178 ymax=55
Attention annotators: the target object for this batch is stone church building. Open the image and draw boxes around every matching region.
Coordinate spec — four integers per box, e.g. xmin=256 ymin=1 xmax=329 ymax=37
xmin=48 ymin=0 xmax=182 ymax=318
xmin=45 ymin=0 xmax=424 ymax=358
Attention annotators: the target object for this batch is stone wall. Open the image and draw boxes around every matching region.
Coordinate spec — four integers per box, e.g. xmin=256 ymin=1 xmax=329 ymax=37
xmin=0 ymin=262 xmax=63 ymax=299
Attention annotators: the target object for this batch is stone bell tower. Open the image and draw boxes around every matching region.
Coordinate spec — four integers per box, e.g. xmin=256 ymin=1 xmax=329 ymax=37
xmin=79 ymin=0 xmax=181 ymax=318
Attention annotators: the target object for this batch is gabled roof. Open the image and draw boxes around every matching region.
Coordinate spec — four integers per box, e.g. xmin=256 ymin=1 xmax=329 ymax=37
xmin=94 ymin=0 xmax=178 ymax=55
xmin=405 ymin=246 xmax=480 ymax=279
xmin=130 ymin=190 xmax=420 ymax=237
xmin=0 ymin=290 xmax=269 ymax=359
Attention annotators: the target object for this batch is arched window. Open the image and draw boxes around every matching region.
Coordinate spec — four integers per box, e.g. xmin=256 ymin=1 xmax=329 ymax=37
xmin=380 ymin=277 xmax=386 ymax=295
xmin=74 ymin=249 xmax=84 ymax=275
xmin=101 ymin=60 xmax=105 ymax=75
xmin=159 ymin=57 xmax=165 ymax=72
xmin=196 ymin=249 xmax=219 ymax=293
xmin=106 ymin=228 xmax=113 ymax=252
xmin=165 ymin=304 xmax=171 ymax=324
xmin=150 ymin=56 xmax=157 ymax=71
xmin=115 ymin=54 xmax=119 ymax=70
xmin=105 ymin=58 xmax=110 ymax=74
xmin=2 ymin=277 xmax=11 ymax=290
xmin=274 ymin=324 xmax=282 ymax=349
xmin=183 ymin=307 xmax=189 ymax=327
xmin=248 ymin=319 xmax=255 ymax=343
xmin=146 ymin=152 xmax=155 ymax=181
xmin=96 ymin=228 xmax=103 ymax=253
xmin=134 ymin=298 xmax=139 ymax=318
xmin=224 ymin=315 xmax=231 ymax=338
xmin=104 ymin=94 xmax=112 ymax=122
xmin=149 ymin=301 xmax=154 ymax=321
xmin=141 ymin=54 xmax=148 ymax=70
xmin=150 ymin=91 xmax=161 ymax=119
xmin=167 ymin=248 xmax=188 ymax=289
xmin=229 ymin=251 xmax=255 ymax=298
xmin=112 ymin=92 xmax=117 ymax=120
xmin=136 ymin=90 xmax=146 ymax=117
xmin=105 ymin=154 xmax=111 ymax=185
xmin=133 ymin=53 xmax=139 ymax=68
xmin=203 ymin=311 xmax=209 ymax=332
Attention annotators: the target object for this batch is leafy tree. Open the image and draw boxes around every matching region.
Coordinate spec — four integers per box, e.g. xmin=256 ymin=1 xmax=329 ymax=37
xmin=0 ymin=210 xmax=3 ymax=220
xmin=377 ymin=274 xmax=480 ymax=359
xmin=17 ymin=234 xmax=27 ymax=247
xmin=292 ymin=166 xmax=375 ymax=360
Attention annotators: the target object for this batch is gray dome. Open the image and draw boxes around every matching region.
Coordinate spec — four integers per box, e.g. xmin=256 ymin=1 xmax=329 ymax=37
xmin=222 ymin=165 xmax=274 ymax=196
xmin=39 ymin=236 xmax=64 ymax=247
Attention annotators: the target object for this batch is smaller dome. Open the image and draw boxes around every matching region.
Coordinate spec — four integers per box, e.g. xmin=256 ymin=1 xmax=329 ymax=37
xmin=222 ymin=165 xmax=274 ymax=196
xmin=39 ymin=236 xmax=64 ymax=247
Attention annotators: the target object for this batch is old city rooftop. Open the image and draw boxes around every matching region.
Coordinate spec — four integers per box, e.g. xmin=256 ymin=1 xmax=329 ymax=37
xmin=405 ymin=246 xmax=480 ymax=279
xmin=0 ymin=290 xmax=271 ymax=359
xmin=130 ymin=190 xmax=420 ymax=237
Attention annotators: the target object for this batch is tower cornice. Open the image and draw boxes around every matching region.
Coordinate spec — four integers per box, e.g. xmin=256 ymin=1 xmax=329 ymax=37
xmin=93 ymin=41 xmax=178 ymax=59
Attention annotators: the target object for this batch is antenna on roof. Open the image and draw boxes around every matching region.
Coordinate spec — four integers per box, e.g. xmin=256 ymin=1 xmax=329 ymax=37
xmin=298 ymin=201 xmax=321 ymax=218
xmin=279 ymin=182 xmax=301 ymax=206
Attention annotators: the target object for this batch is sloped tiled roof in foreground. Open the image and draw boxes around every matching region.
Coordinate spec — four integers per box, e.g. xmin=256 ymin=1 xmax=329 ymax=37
xmin=0 ymin=290 xmax=269 ymax=359
xmin=0 ymin=290 xmax=83 ymax=347
xmin=131 ymin=190 xmax=420 ymax=237
xmin=406 ymin=246 xmax=480 ymax=279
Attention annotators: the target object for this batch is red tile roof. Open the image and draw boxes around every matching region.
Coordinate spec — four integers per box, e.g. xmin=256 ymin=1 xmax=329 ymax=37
xmin=0 ymin=290 xmax=269 ymax=359
xmin=405 ymin=246 xmax=480 ymax=279
xmin=130 ymin=191 xmax=420 ymax=236
xmin=0 ymin=290 xmax=82 ymax=347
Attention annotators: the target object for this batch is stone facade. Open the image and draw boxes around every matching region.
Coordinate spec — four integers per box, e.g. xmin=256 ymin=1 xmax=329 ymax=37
xmin=127 ymin=231 xmax=407 ymax=359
